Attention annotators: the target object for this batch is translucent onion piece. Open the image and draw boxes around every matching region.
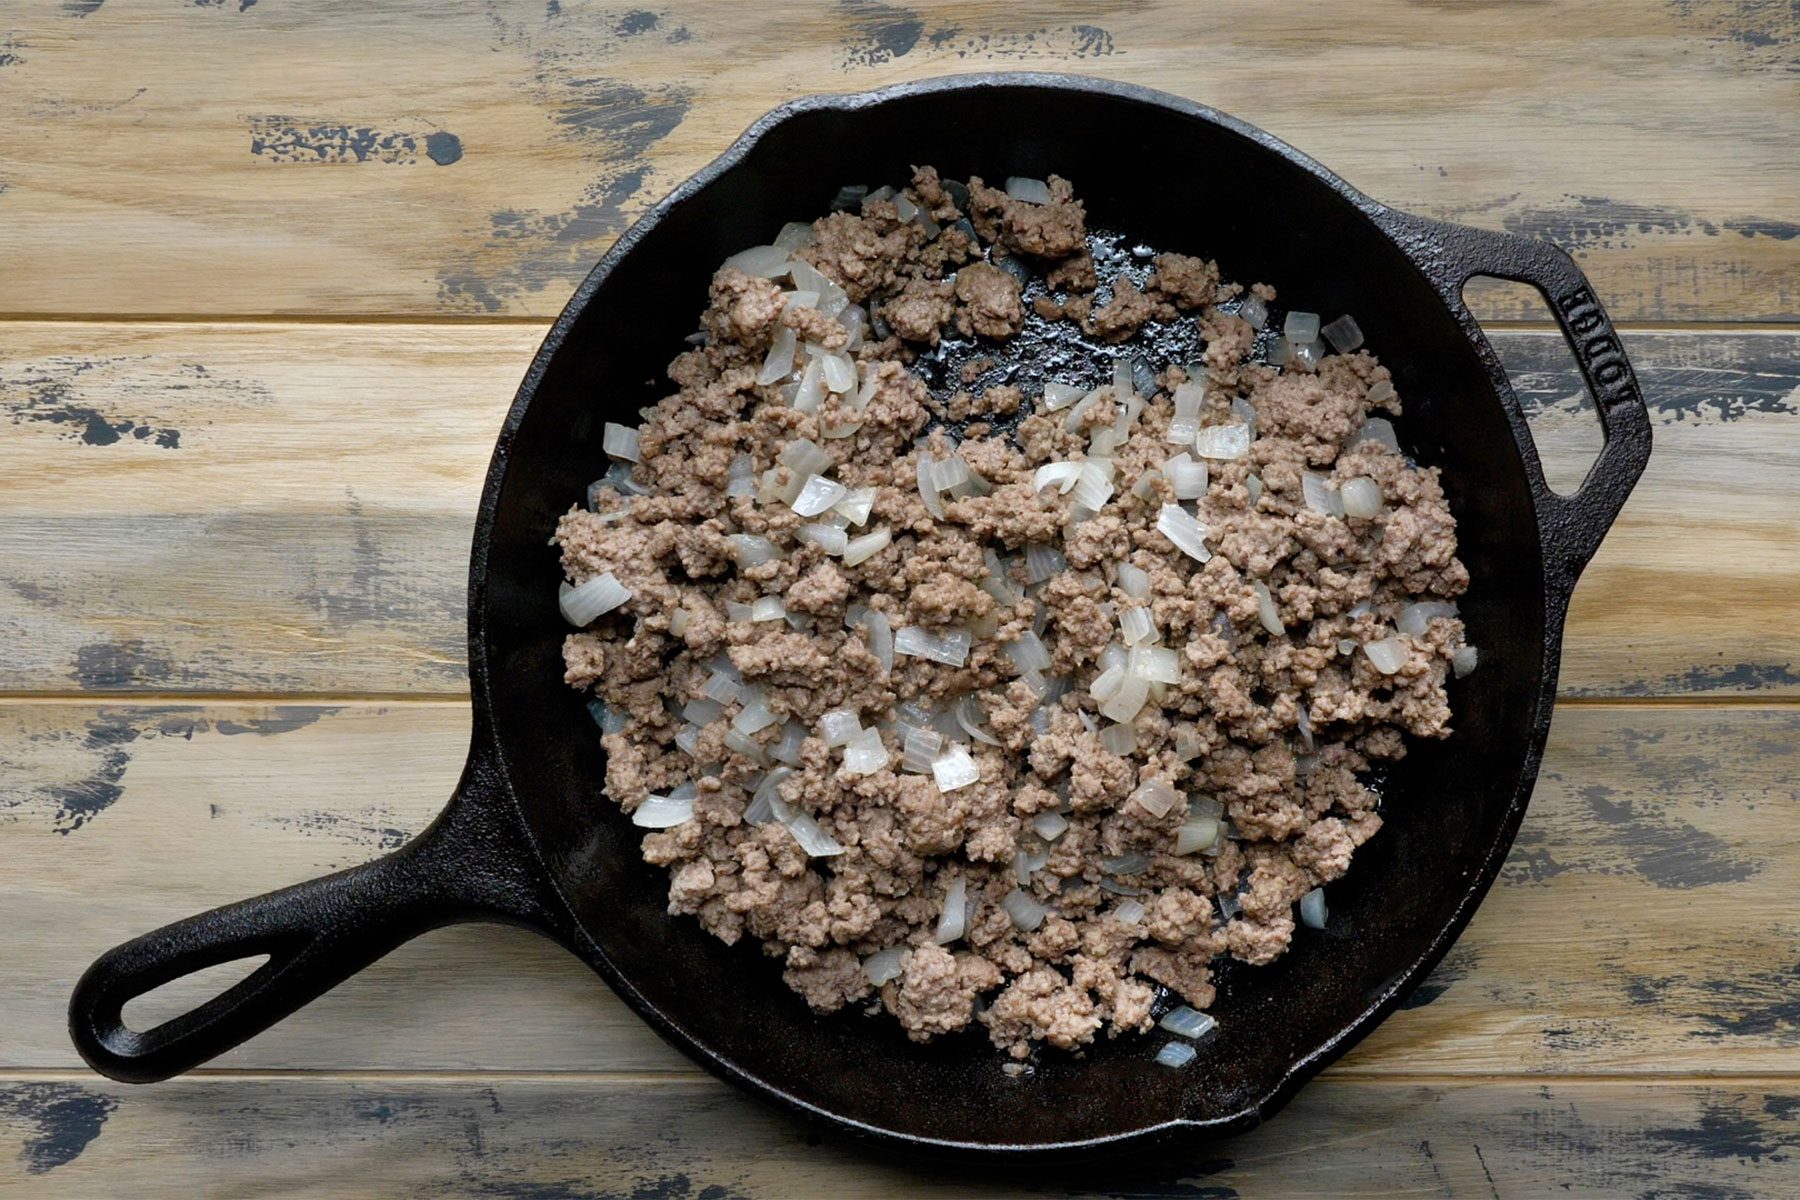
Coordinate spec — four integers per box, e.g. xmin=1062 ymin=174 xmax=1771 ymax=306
xmin=1340 ymin=476 xmax=1384 ymax=518
xmin=1101 ymin=851 xmax=1153 ymax=875
xmin=1338 ymin=638 xmax=1359 ymax=656
xmin=1246 ymin=474 xmax=1264 ymax=505
xmin=1002 ymin=889 xmax=1050 ymax=932
xmin=982 ymin=550 xmax=1022 ymax=604
xmin=785 ymin=812 xmax=845 ymax=857
xmin=1173 ymin=380 xmax=1205 ymax=419
xmin=1069 ymin=459 xmax=1115 ymax=511
xmin=773 ymin=221 xmax=814 ymax=252
xmin=1130 ymin=779 xmax=1182 ymax=818
xmin=778 ymin=438 xmax=833 ymax=479
xmin=782 ymin=290 xmax=820 ymax=313
xmin=1116 ymin=562 xmax=1151 ymax=600
xmin=1025 ymin=543 xmax=1068 ymax=583
xmin=589 ymin=700 xmax=630 ymax=736
xmin=560 ymin=573 xmax=632 ymax=626
xmin=743 ymin=767 xmax=791 ymax=825
xmin=901 ymin=725 xmax=944 ymax=774
xmin=1063 ymin=389 xmax=1102 ymax=432
xmin=1164 ymin=452 xmax=1209 ymax=499
xmin=1156 ymin=1040 xmax=1198 ymax=1068
xmin=857 ymin=608 xmax=894 ymax=672
xmin=771 ymin=720 xmax=807 ymax=766
xmin=787 ymin=258 xmax=849 ymax=317
xmin=748 ymin=596 xmax=786 ymax=623
xmin=1397 ymin=600 xmax=1459 ymax=636
xmin=1099 ymin=723 xmax=1137 ymax=756
xmin=1321 ymin=314 xmax=1364 ymax=353
xmin=1160 ymin=1006 xmax=1217 ymax=1039
xmin=603 ymin=422 xmax=641 ymax=462
xmin=1268 ymin=336 xmax=1295 ymax=368
xmin=1238 ymin=295 xmax=1269 ymax=330
xmin=1296 ymin=703 xmax=1314 ymax=752
xmin=732 ymin=693 xmax=780 ymax=735
xmin=842 ymin=528 xmax=892 ymax=566
xmin=1032 ymin=811 xmax=1070 ymax=841
xmin=1004 ymin=631 xmax=1052 ymax=674
xmin=928 ymin=455 xmax=971 ymax=494
xmin=1119 ymin=606 xmax=1156 ymax=647
xmin=863 ymin=946 xmax=906 ymax=986
xmin=894 ymin=626 xmax=971 ymax=667
xmin=1299 ymin=887 xmax=1328 ymax=929
xmin=723 ymin=245 xmax=793 ymax=278
xmin=935 ymin=876 xmax=968 ymax=944
xmin=1252 ymin=580 xmax=1285 ymax=636
xmin=1292 ymin=339 xmax=1324 ymax=373
xmin=1193 ymin=423 xmax=1251 ymax=460
xmin=701 ymin=671 xmax=741 ymax=705
xmin=1034 ymin=462 xmax=1082 ymax=494
xmin=727 ymin=533 xmax=781 ymax=568
xmin=1363 ymin=636 xmax=1408 ymax=675
xmin=1099 ymin=674 xmax=1149 ymax=723
xmin=631 ymin=795 xmax=694 ymax=828
xmin=821 ymin=351 xmax=857 ymax=395
xmin=1004 ymin=176 xmax=1054 ymax=205
xmin=1042 ymin=381 xmax=1086 ymax=411
xmin=818 ymin=709 xmax=863 ymax=747
xmin=1165 ymin=415 xmax=1200 ymax=446
xmin=916 ymin=453 xmax=946 ymax=519
xmin=791 ymin=474 xmax=848 ymax=518
xmin=792 ymin=356 xmax=825 ymax=412
xmin=1156 ymin=504 xmax=1212 ymax=563
xmin=955 ymin=693 xmax=1001 ymax=746
xmin=795 ymin=523 xmax=848 ymax=555
xmin=757 ymin=326 xmax=797 ymax=385
xmin=932 ymin=745 xmax=980 ymax=792
xmin=673 ymin=724 xmax=702 ymax=758
xmin=1302 ymin=472 xmax=1345 ymax=517
xmin=1090 ymin=663 xmax=1125 ymax=704
xmin=841 ymin=726 xmax=889 ymax=775
xmin=1128 ymin=645 xmax=1181 ymax=684
xmin=723 ymin=726 xmax=766 ymax=762
xmin=1283 ymin=310 xmax=1321 ymax=344
xmin=1014 ymin=841 xmax=1052 ymax=885
xmin=1353 ymin=415 xmax=1400 ymax=450
xmin=726 ymin=453 xmax=757 ymax=499
xmin=834 ymin=486 xmax=876 ymax=526
xmin=1452 ymin=644 xmax=1481 ymax=678
xmin=1114 ymin=899 xmax=1146 ymax=925
xmin=1174 ymin=815 xmax=1220 ymax=856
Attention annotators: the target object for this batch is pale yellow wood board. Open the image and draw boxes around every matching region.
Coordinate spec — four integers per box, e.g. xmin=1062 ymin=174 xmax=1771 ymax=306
xmin=0 ymin=1 xmax=1794 ymax=319
xmin=4 ymin=701 xmax=1795 ymax=1077
xmin=3 ymin=1075 xmax=1797 ymax=1197
xmin=2 ymin=323 xmax=1794 ymax=698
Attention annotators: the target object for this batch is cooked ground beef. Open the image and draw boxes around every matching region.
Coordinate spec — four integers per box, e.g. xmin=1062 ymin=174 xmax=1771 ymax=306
xmin=555 ymin=167 xmax=1473 ymax=1058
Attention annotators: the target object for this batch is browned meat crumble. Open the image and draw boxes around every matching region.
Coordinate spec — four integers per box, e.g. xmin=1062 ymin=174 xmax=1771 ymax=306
xmin=555 ymin=166 xmax=1473 ymax=1058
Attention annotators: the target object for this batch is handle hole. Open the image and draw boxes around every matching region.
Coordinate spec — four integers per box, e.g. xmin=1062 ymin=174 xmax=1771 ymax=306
xmin=120 ymin=954 xmax=270 ymax=1035
xmin=1461 ymin=278 xmax=1604 ymax=497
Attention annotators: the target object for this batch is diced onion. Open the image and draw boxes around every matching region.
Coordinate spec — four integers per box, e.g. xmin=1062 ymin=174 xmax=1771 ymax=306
xmin=723 ymin=726 xmax=766 ymax=762
xmin=894 ymin=626 xmax=971 ymax=667
xmin=932 ymin=745 xmax=980 ymax=792
xmin=902 ymin=725 xmax=944 ymax=774
xmin=1173 ymin=380 xmax=1205 ymax=419
xmin=1025 ymin=543 xmax=1067 ymax=583
xmin=1003 ymin=631 xmax=1052 ymax=675
xmin=842 ymin=726 xmax=889 ymax=775
xmin=589 ymin=700 xmax=631 ymax=736
xmin=603 ymin=423 xmax=641 ymax=462
xmin=796 ymin=523 xmax=849 ymax=555
xmin=758 ymin=326 xmax=797 ymax=385
xmin=1032 ymin=812 xmax=1070 ymax=840
xmin=1090 ymin=662 xmax=1125 ymax=704
xmin=1252 ymin=581 xmax=1285 ymax=636
xmin=771 ymin=721 xmax=807 ymax=766
xmin=842 ymin=528 xmax=892 ymax=566
xmin=1114 ymin=899 xmax=1146 ymax=924
xmin=1353 ymin=415 xmax=1399 ymax=451
xmin=785 ymin=812 xmax=845 ymax=857
xmin=1363 ymin=636 xmax=1408 ymax=675
xmin=1164 ymin=452 xmax=1209 ymax=500
xmin=1398 ymin=601 xmax=1459 ymax=636
xmin=1099 ymin=674 xmax=1150 ymax=723
xmin=1292 ymin=339 xmax=1324 ymax=373
xmin=1128 ymin=645 xmax=1180 ymax=684
xmin=1299 ymin=887 xmax=1328 ymax=929
xmin=792 ymin=474 xmax=848 ymax=517
xmin=1321 ymin=314 xmax=1364 ymax=353
xmin=863 ymin=947 xmax=906 ymax=985
xmin=792 ymin=356 xmax=825 ymax=412
xmin=631 ymin=795 xmax=694 ymax=828
xmin=1062 ymin=388 xmax=1102 ymax=432
xmin=1129 ymin=779 xmax=1181 ymax=818
xmin=955 ymin=693 xmax=1001 ymax=746
xmin=773 ymin=221 xmax=814 ymax=252
xmin=788 ymin=258 xmax=849 ymax=317
xmin=1119 ymin=606 xmax=1156 ymax=648
xmin=727 ymin=533 xmax=782 ymax=568
xmin=748 ymin=596 xmax=786 ymax=623
xmin=916 ymin=453 xmax=946 ymax=519
xmin=726 ymin=454 xmax=757 ymax=499
xmin=1165 ymin=415 xmax=1200 ymax=446
xmin=820 ymin=351 xmax=857 ymax=395
xmin=1302 ymin=472 xmax=1345 ymax=517
xmin=1101 ymin=851 xmax=1152 ymax=875
xmin=1042 ymin=381 xmax=1086 ymax=411
xmin=1268 ymin=336 xmax=1295 ymax=367
xmin=1004 ymin=176 xmax=1054 ymax=205
xmin=560 ymin=573 xmax=632 ymax=626
xmin=1247 ymin=474 xmax=1264 ymax=505
xmin=701 ymin=671 xmax=741 ymax=705
xmin=935 ymin=876 xmax=968 ymax=943
xmin=1156 ymin=1041 xmax=1198 ymax=1068
xmin=733 ymin=692 xmax=780 ymax=735
xmin=743 ymin=767 xmax=791 ymax=825
xmin=1156 ymin=504 xmax=1212 ymax=564
xmin=1099 ymin=723 xmax=1137 ymax=756
xmin=1034 ymin=462 xmax=1082 ymax=494
xmin=1174 ymin=815 xmax=1220 ymax=856
xmin=1105 ymin=567 xmax=1149 ymax=606
xmin=1193 ymin=422 xmax=1251 ymax=460
xmin=782 ymin=290 xmax=820 ymax=313
xmin=818 ymin=710 xmax=862 ymax=746
xmin=723 ymin=245 xmax=793 ymax=278
xmin=1002 ymin=889 xmax=1049 ymax=932
xmin=1238 ymin=295 xmax=1269 ymax=330
xmin=778 ymin=438 xmax=832 ymax=479
xmin=1014 ymin=841 xmax=1052 ymax=884
xmin=1340 ymin=476 xmax=1384 ymax=518
xmin=834 ymin=486 xmax=876 ymax=526
xmin=1069 ymin=459 xmax=1115 ymax=512
xmin=1453 ymin=645 xmax=1480 ymax=678
xmin=1160 ymin=1006 xmax=1217 ymax=1039
xmin=1283 ymin=310 xmax=1321 ymax=344
xmin=851 ymin=607 xmax=893 ymax=672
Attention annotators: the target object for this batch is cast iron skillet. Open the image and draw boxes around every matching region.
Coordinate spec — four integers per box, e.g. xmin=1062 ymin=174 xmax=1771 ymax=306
xmin=70 ymin=73 xmax=1651 ymax=1156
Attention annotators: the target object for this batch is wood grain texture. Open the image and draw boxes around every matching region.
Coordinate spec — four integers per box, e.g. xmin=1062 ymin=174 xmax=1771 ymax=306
xmin=5 ymin=701 xmax=1797 ymax=1077
xmin=3 ymin=1075 xmax=1798 ymax=1197
xmin=0 ymin=0 xmax=1795 ymax=320
xmin=3 ymin=322 xmax=1795 ymax=698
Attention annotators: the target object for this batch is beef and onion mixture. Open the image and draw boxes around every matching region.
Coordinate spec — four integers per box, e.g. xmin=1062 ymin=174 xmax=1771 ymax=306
xmin=555 ymin=168 xmax=1478 ymax=1059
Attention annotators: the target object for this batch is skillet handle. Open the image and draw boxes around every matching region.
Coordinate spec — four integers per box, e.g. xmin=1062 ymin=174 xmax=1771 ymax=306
xmin=1376 ymin=209 xmax=1653 ymax=596
xmin=69 ymin=743 xmax=563 ymax=1083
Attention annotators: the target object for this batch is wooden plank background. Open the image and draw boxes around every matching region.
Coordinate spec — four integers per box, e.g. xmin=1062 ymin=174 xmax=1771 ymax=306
xmin=1 ymin=0 xmax=1797 ymax=1195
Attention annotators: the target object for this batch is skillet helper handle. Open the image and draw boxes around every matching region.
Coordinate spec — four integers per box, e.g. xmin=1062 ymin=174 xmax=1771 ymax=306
xmin=69 ymin=750 xmax=556 ymax=1083
xmin=1378 ymin=209 xmax=1653 ymax=593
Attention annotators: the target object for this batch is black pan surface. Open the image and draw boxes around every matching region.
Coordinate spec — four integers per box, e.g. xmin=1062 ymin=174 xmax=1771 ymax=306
xmin=70 ymin=73 xmax=1651 ymax=1157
